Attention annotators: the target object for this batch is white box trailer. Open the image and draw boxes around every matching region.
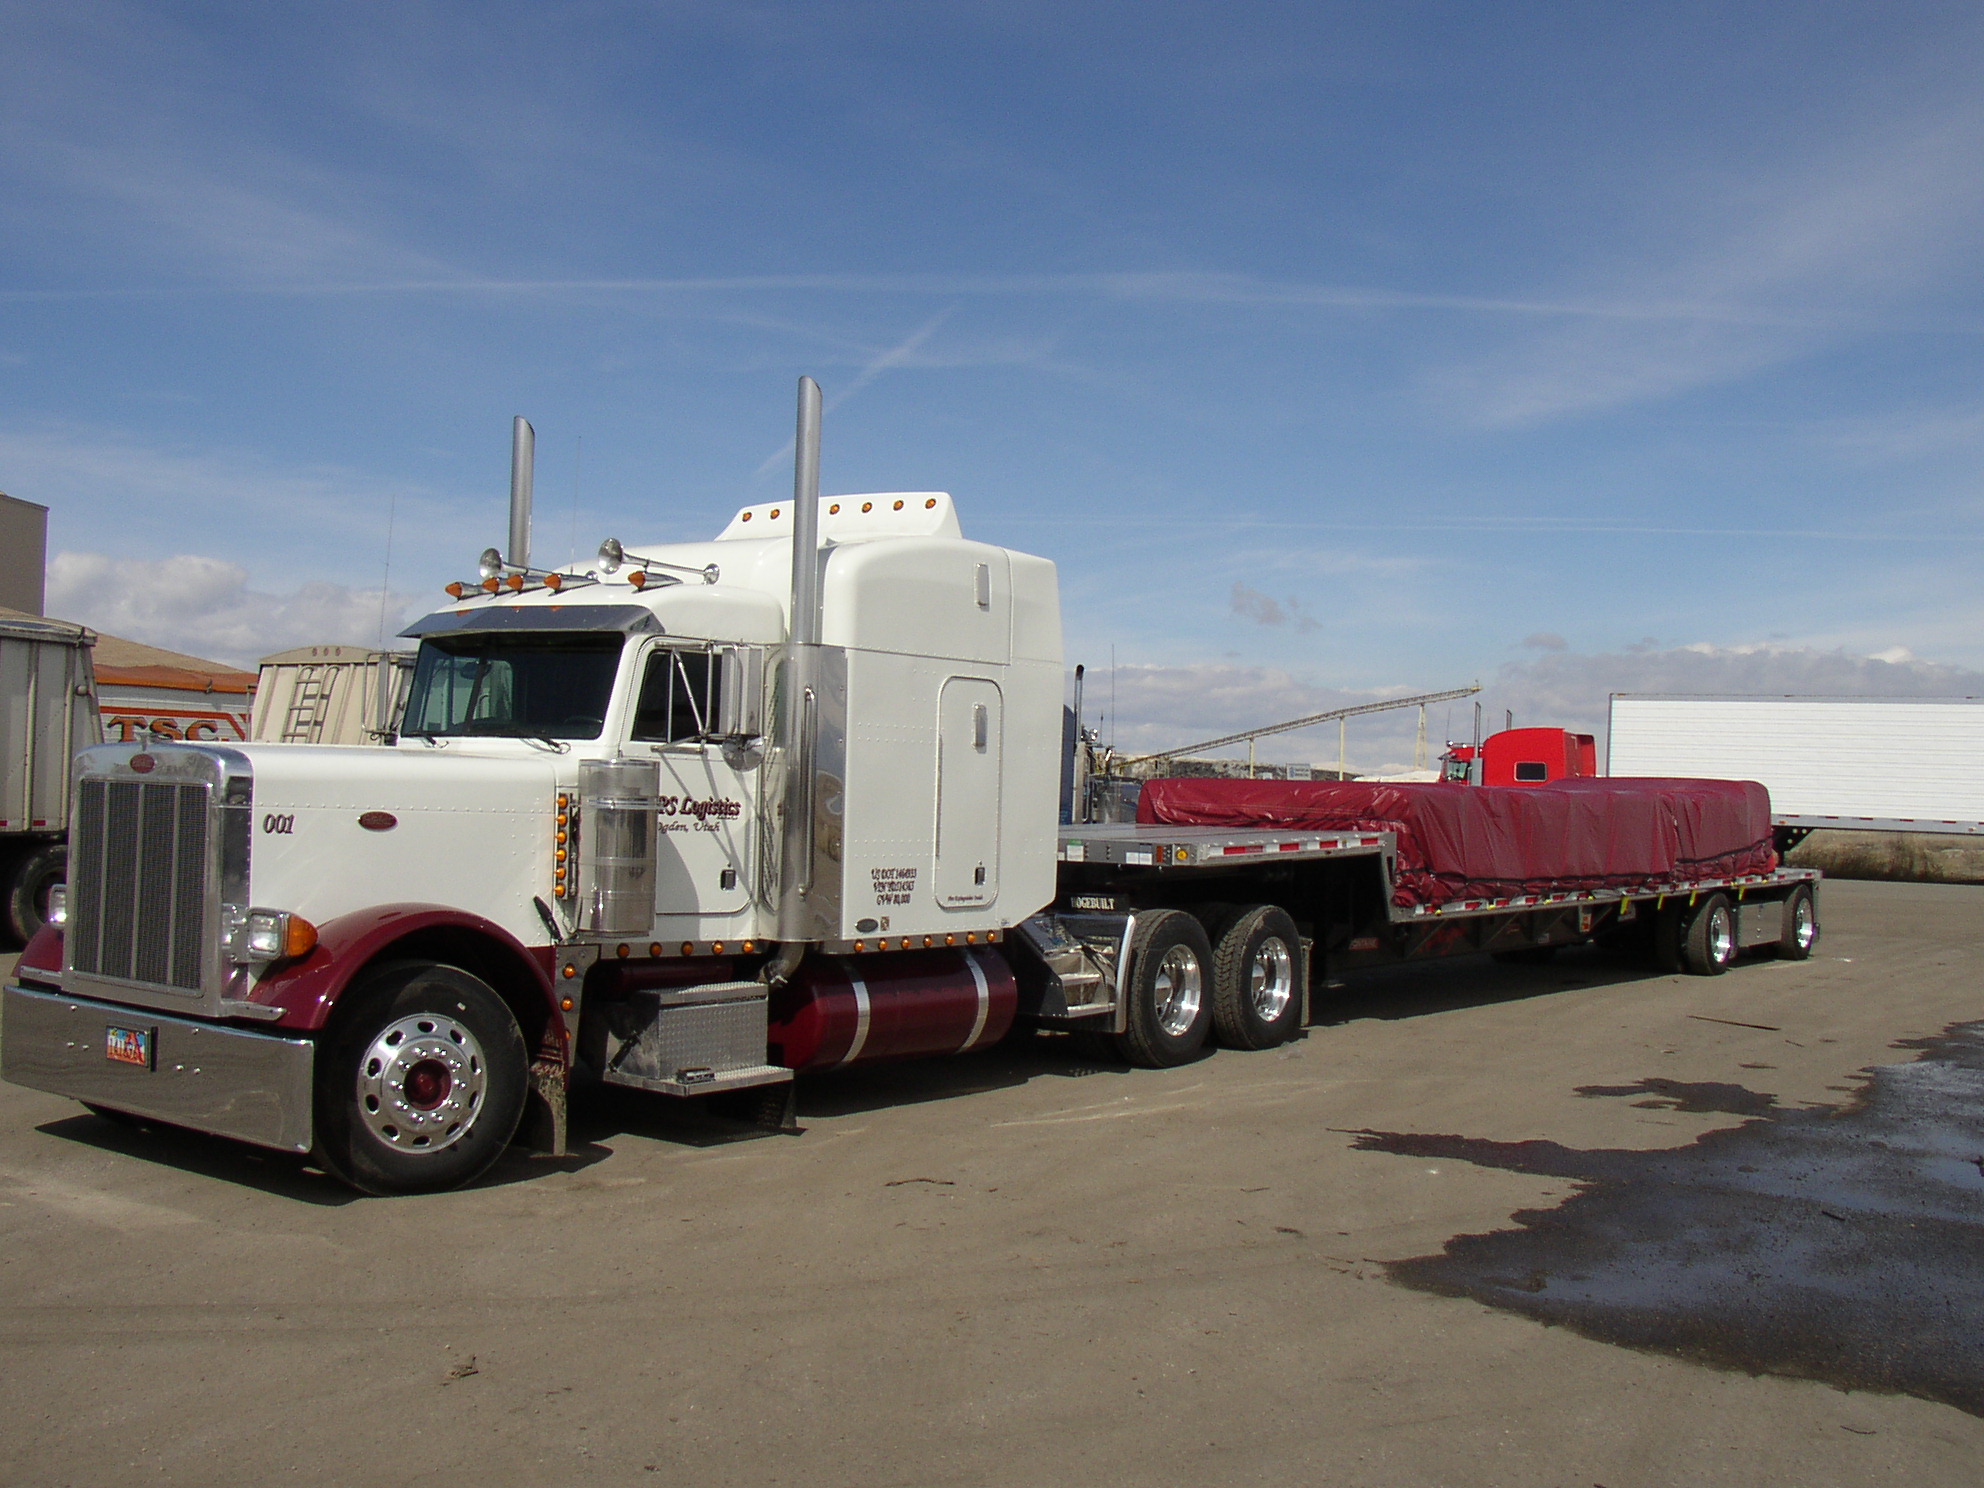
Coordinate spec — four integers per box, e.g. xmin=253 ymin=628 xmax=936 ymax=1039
xmin=1607 ymin=694 xmax=1984 ymax=835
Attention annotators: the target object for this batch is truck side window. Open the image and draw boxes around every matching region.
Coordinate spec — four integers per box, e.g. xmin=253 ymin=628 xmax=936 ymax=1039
xmin=1514 ymin=761 xmax=1548 ymax=782
xmin=631 ymin=648 xmax=721 ymax=743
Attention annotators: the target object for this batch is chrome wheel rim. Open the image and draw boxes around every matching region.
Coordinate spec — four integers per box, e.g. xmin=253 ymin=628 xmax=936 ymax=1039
xmin=356 ymin=1014 xmax=486 ymax=1153
xmin=1793 ymin=897 xmax=1817 ymax=951
xmin=1708 ymin=906 xmax=1736 ymax=964
xmin=1153 ymin=945 xmax=1204 ymax=1037
xmin=1248 ymin=937 xmax=1295 ymax=1022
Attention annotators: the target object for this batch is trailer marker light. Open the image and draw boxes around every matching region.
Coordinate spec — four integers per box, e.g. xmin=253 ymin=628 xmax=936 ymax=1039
xmin=712 ymin=941 xmax=724 ymax=954
xmin=650 ymin=943 xmax=662 ymax=957
xmin=681 ymin=942 xmax=694 ymax=957
xmin=853 ymin=940 xmax=866 ymax=953
xmin=965 ymin=932 xmax=977 ymax=944
xmin=922 ymin=936 xmax=933 ymax=948
xmin=742 ymin=941 xmax=756 ymax=953
xmin=945 ymin=934 xmax=956 ymax=946
xmin=616 ymin=944 xmax=630 ymax=958
xmin=561 ymin=996 xmax=574 ymax=1011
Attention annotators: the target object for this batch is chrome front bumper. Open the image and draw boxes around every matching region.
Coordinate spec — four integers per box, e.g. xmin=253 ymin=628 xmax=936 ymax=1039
xmin=2 ymin=983 xmax=315 ymax=1153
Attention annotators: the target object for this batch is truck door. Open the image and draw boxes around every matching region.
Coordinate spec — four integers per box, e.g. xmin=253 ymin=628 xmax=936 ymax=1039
xmin=629 ymin=642 xmax=753 ymax=920
xmin=935 ymin=676 xmax=1002 ymax=907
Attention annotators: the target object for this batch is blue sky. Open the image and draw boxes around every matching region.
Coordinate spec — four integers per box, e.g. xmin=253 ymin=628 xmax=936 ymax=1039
xmin=7 ymin=1 xmax=1984 ymax=769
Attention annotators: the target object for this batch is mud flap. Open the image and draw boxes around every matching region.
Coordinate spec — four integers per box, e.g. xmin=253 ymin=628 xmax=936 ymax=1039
xmin=519 ymin=1047 xmax=569 ymax=1157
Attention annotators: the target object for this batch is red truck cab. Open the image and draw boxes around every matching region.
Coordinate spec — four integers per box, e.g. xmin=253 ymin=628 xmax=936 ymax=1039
xmin=1443 ymin=727 xmax=1598 ymax=786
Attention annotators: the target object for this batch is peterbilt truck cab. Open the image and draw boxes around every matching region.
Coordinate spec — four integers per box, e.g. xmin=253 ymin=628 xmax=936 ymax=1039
xmin=5 ymin=406 xmax=1066 ymax=1193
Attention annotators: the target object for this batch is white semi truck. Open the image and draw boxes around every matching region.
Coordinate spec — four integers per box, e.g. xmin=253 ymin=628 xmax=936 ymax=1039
xmin=2 ymin=387 xmax=1821 ymax=1194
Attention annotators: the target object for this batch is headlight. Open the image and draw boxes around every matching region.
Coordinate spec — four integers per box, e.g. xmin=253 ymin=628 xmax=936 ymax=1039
xmin=45 ymin=882 xmax=67 ymax=928
xmin=478 ymin=547 xmax=504 ymax=581
xmin=235 ymin=909 xmax=319 ymax=965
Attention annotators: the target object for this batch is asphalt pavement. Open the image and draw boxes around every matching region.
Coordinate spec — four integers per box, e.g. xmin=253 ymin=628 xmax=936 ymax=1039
xmin=1 ymin=877 xmax=1980 ymax=1487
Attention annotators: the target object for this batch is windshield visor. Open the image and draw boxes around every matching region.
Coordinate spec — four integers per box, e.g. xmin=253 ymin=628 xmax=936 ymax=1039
xmin=403 ymin=632 xmax=624 ymax=740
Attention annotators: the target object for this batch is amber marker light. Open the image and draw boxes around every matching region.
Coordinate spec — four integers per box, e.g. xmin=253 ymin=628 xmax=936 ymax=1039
xmin=505 ymin=573 xmax=525 ymax=591
xmin=284 ymin=915 xmax=320 ymax=959
xmin=445 ymin=582 xmax=465 ymax=598
xmin=770 ymin=507 xmax=782 ymax=519
xmin=965 ymin=932 xmax=977 ymax=944
xmin=861 ymin=501 xmax=873 ymax=512
xmin=893 ymin=499 xmax=904 ymax=510
xmin=924 ymin=498 xmax=936 ymax=509
xmin=481 ymin=576 xmax=501 ymax=593
xmin=616 ymin=944 xmax=630 ymax=958
xmin=628 ymin=571 xmax=648 ymax=590
xmin=828 ymin=503 xmax=840 ymax=515
xmin=544 ymin=572 xmax=563 ymax=591
xmin=740 ymin=511 xmax=752 ymax=522
xmin=649 ymin=942 xmax=662 ymax=957
xmin=560 ymin=996 xmax=575 ymax=1011
xmin=853 ymin=940 xmax=866 ymax=953
xmin=680 ymin=941 xmax=694 ymax=957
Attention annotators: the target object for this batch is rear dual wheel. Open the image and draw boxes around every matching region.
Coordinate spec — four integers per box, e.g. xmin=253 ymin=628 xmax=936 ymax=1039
xmin=314 ymin=961 xmax=529 ymax=1195
xmin=1659 ymin=893 xmax=1737 ymax=977
xmin=1209 ymin=904 xmax=1305 ymax=1050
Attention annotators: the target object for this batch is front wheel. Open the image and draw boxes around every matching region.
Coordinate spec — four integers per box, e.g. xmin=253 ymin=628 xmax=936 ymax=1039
xmin=313 ymin=961 xmax=528 ymax=1195
xmin=1113 ymin=910 xmax=1215 ymax=1068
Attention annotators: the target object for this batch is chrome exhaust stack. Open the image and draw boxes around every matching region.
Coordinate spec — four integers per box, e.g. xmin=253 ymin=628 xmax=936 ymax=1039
xmin=508 ymin=415 xmax=535 ymax=570
xmin=773 ymin=377 xmax=825 ymax=965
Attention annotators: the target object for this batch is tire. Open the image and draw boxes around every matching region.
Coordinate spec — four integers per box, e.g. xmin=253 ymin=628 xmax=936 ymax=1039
xmin=1680 ymin=894 xmax=1737 ymax=977
xmin=313 ymin=961 xmax=529 ymax=1195
xmin=1210 ymin=904 xmax=1304 ymax=1050
xmin=1113 ymin=909 xmax=1215 ymax=1068
xmin=1777 ymin=885 xmax=1819 ymax=961
xmin=4 ymin=841 xmax=64 ymax=947
xmin=1653 ymin=903 xmax=1687 ymax=973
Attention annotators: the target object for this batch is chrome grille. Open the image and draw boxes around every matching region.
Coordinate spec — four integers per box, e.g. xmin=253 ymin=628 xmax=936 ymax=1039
xmin=69 ymin=778 xmax=211 ymax=992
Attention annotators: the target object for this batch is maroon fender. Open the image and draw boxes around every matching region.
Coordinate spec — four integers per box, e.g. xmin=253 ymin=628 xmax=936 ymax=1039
xmin=15 ymin=923 xmax=63 ymax=981
xmin=769 ymin=948 xmax=1015 ymax=1072
xmin=246 ymin=904 xmax=558 ymax=1035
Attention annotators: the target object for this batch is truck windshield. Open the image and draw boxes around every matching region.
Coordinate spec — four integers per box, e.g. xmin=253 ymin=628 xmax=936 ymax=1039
xmin=401 ymin=632 xmax=624 ymax=740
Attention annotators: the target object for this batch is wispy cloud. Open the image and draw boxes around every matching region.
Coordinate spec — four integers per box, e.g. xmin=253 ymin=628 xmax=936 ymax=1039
xmin=753 ymin=307 xmax=958 ymax=476
xmin=1435 ymin=102 xmax=1984 ymax=426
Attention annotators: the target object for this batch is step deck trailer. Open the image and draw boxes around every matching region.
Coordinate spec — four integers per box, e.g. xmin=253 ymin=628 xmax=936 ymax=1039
xmin=1 ymin=386 xmax=1822 ymax=1194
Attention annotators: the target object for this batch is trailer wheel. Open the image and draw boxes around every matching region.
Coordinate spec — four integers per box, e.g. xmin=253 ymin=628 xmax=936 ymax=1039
xmin=1680 ymin=894 xmax=1737 ymax=976
xmin=313 ymin=961 xmax=529 ymax=1195
xmin=1210 ymin=905 xmax=1304 ymax=1050
xmin=1777 ymin=885 xmax=1819 ymax=960
xmin=1113 ymin=910 xmax=1214 ymax=1068
xmin=3 ymin=841 xmax=64 ymax=947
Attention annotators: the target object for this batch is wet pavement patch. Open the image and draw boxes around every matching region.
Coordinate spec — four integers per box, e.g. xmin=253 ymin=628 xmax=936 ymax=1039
xmin=1351 ymin=1022 xmax=1984 ymax=1415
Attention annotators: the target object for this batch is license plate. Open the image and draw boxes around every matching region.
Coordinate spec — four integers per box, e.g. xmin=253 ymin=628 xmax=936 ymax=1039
xmin=105 ymin=1025 xmax=154 ymax=1069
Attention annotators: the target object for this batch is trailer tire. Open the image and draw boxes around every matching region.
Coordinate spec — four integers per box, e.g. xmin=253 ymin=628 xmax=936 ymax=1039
xmin=1113 ymin=910 xmax=1215 ymax=1068
xmin=313 ymin=961 xmax=529 ymax=1196
xmin=3 ymin=841 xmax=64 ymax=947
xmin=1210 ymin=905 xmax=1304 ymax=1050
xmin=1777 ymin=885 xmax=1819 ymax=961
xmin=1680 ymin=894 xmax=1737 ymax=977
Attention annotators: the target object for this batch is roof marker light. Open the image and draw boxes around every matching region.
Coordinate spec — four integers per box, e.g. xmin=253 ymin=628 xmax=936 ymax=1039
xmin=628 ymin=571 xmax=648 ymax=590
xmin=481 ymin=576 xmax=501 ymax=593
xmin=924 ymin=498 xmax=936 ymax=509
xmin=892 ymin=499 xmax=904 ymax=510
xmin=829 ymin=503 xmax=841 ymax=514
xmin=544 ymin=572 xmax=563 ymax=591
xmin=445 ymin=582 xmax=465 ymax=598
xmin=861 ymin=501 xmax=872 ymax=513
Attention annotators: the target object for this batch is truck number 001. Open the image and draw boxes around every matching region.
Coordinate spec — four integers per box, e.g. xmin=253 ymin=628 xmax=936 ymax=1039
xmin=262 ymin=813 xmax=295 ymax=835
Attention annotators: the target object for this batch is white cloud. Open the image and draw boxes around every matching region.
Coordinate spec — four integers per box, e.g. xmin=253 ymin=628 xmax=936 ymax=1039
xmin=1436 ymin=102 xmax=1984 ymax=426
xmin=1482 ymin=641 xmax=1984 ymax=750
xmin=47 ymin=552 xmax=422 ymax=668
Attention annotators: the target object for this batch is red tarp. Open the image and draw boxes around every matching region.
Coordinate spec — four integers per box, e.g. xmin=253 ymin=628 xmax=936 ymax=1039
xmin=1137 ymin=776 xmax=1777 ymax=908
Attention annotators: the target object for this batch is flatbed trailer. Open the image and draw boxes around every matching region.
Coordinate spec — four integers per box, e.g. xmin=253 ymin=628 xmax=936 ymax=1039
xmin=1023 ymin=823 xmax=1819 ymax=1037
